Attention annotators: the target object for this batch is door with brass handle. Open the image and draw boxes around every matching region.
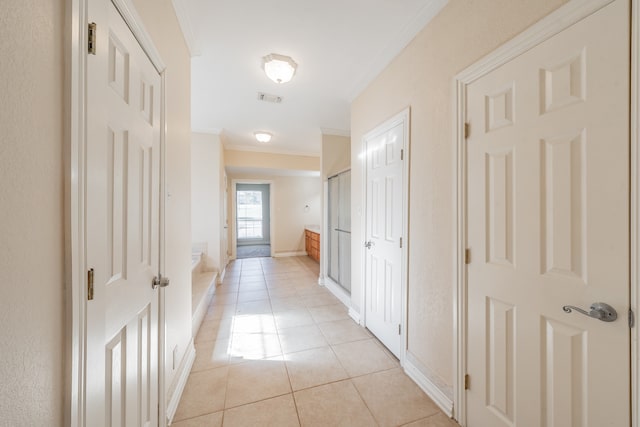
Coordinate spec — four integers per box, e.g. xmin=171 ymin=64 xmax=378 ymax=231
xmin=562 ymin=302 xmax=617 ymax=322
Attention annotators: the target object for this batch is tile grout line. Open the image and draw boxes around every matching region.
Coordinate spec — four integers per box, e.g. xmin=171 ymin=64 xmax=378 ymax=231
xmin=180 ymin=257 xmax=348 ymax=425
xmin=321 ymin=336 xmax=385 ymax=426
xmin=219 ymin=265 xmax=236 ymax=417
xmin=262 ymin=258 xmax=302 ymax=424
xmin=174 ymin=265 xmax=238 ymax=425
xmin=178 ymin=257 xmax=450 ymax=426
xmin=262 ymin=257 xmax=305 ymax=427
xmin=348 ymin=375 xmax=383 ymax=427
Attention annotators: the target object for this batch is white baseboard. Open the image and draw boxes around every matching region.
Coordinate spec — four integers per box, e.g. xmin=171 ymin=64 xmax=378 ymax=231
xmin=273 ymin=251 xmax=307 ymax=257
xmin=348 ymin=308 xmax=361 ymax=324
xmin=218 ymin=266 xmax=226 ymax=284
xmin=404 ymin=358 xmax=454 ymax=418
xmin=321 ymin=277 xmax=352 ymax=308
xmin=191 ymin=272 xmax=217 ymax=338
xmin=166 ymin=341 xmax=196 ymax=424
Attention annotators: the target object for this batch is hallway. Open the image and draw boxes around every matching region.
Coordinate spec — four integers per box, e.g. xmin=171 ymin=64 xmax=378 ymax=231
xmin=173 ymin=256 xmax=456 ymax=426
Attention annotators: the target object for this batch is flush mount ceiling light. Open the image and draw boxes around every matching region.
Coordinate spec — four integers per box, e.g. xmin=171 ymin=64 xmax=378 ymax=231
xmin=262 ymin=53 xmax=297 ymax=84
xmin=254 ymin=131 xmax=272 ymax=143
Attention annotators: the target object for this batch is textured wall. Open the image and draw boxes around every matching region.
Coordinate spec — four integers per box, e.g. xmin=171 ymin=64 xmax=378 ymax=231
xmin=321 ymin=134 xmax=351 ymax=180
xmin=0 ymin=1 xmax=64 ymax=425
xmin=225 ymin=149 xmax=320 ymax=172
xmin=351 ymin=0 xmax=568 ymax=394
xmin=192 ymin=132 xmax=223 ymax=270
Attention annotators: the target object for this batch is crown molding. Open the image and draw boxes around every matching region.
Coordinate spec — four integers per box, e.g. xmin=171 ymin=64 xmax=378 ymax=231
xmin=171 ymin=0 xmax=201 ymax=57
xmin=347 ymin=0 xmax=448 ymax=102
xmin=192 ymin=127 xmax=222 ymax=135
xmin=320 ymin=128 xmax=351 ymax=137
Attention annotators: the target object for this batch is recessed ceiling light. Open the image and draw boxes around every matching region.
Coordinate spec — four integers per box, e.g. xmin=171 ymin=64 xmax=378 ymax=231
xmin=254 ymin=131 xmax=272 ymax=143
xmin=262 ymin=54 xmax=297 ymax=84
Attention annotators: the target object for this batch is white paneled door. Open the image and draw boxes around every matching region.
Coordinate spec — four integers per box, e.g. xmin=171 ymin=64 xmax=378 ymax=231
xmin=465 ymin=1 xmax=630 ymax=425
xmin=85 ymin=1 xmax=161 ymax=425
xmin=364 ymin=113 xmax=407 ymax=358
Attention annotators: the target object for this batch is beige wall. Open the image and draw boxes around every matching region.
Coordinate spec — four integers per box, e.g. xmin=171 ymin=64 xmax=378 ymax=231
xmin=351 ymin=0 xmax=567 ymax=395
xmin=321 ymin=134 xmax=351 ymax=180
xmin=320 ymin=134 xmax=351 ymax=281
xmin=132 ymin=0 xmax=193 ymax=400
xmin=224 ymin=149 xmax=321 ymax=257
xmin=192 ymin=132 xmax=226 ymax=272
xmin=225 ymin=149 xmax=320 ymax=171
xmin=0 ymin=1 xmax=64 ymax=424
xmin=227 ymin=174 xmax=321 ymax=256
xmin=0 ymin=1 xmax=190 ymax=423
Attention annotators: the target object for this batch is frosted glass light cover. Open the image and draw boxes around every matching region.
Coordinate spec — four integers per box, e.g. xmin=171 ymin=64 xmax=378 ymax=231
xmin=254 ymin=132 xmax=272 ymax=143
xmin=262 ymin=54 xmax=297 ymax=84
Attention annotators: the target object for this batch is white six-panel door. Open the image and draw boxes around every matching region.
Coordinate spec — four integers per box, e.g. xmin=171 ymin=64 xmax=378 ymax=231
xmin=85 ymin=1 xmax=161 ymax=425
xmin=364 ymin=114 xmax=407 ymax=358
xmin=465 ymin=1 xmax=630 ymax=425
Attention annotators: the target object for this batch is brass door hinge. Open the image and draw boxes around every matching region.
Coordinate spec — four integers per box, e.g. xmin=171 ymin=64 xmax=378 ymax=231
xmin=87 ymin=268 xmax=95 ymax=301
xmin=464 ymin=374 xmax=470 ymax=390
xmin=465 ymin=248 xmax=471 ymax=264
xmin=88 ymin=22 xmax=97 ymax=55
xmin=464 ymin=123 xmax=470 ymax=139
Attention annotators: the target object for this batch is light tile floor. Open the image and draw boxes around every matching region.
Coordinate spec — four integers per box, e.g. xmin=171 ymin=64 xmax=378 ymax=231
xmin=173 ymin=256 xmax=459 ymax=427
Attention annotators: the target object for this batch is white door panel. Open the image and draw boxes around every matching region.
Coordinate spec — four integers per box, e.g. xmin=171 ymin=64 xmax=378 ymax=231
xmin=466 ymin=1 xmax=630 ymax=425
xmin=86 ymin=1 xmax=161 ymax=425
xmin=365 ymin=119 xmax=406 ymax=358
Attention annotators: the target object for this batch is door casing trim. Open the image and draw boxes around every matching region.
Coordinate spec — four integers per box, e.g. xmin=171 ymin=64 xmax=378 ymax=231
xmin=453 ymin=0 xmax=633 ymax=424
xmin=65 ymin=0 xmax=167 ymax=425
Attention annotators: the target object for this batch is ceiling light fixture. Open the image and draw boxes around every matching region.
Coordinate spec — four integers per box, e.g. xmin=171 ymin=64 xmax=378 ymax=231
xmin=262 ymin=53 xmax=297 ymax=84
xmin=254 ymin=131 xmax=272 ymax=143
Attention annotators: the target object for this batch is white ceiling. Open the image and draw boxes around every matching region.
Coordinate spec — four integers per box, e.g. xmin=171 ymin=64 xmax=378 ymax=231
xmin=173 ymin=0 xmax=447 ymax=156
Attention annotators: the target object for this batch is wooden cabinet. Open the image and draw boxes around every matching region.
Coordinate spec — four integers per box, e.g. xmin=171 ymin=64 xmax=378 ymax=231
xmin=305 ymin=229 xmax=320 ymax=262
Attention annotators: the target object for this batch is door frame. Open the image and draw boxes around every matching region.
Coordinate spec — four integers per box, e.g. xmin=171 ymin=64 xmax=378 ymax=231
xmin=65 ymin=1 xmax=167 ymax=425
xmin=230 ymin=179 xmax=275 ymax=259
xmin=360 ymin=107 xmax=410 ymax=363
xmin=453 ymin=0 xmax=638 ymax=424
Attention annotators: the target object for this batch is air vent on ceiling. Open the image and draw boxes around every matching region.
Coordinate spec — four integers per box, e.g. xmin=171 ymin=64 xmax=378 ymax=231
xmin=257 ymin=92 xmax=283 ymax=103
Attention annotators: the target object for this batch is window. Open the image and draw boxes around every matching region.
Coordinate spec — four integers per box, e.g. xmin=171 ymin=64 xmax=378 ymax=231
xmin=237 ymin=190 xmax=263 ymax=239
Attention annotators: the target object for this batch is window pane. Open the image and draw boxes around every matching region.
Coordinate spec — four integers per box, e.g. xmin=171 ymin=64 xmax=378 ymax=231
xmin=237 ymin=190 xmax=263 ymax=239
